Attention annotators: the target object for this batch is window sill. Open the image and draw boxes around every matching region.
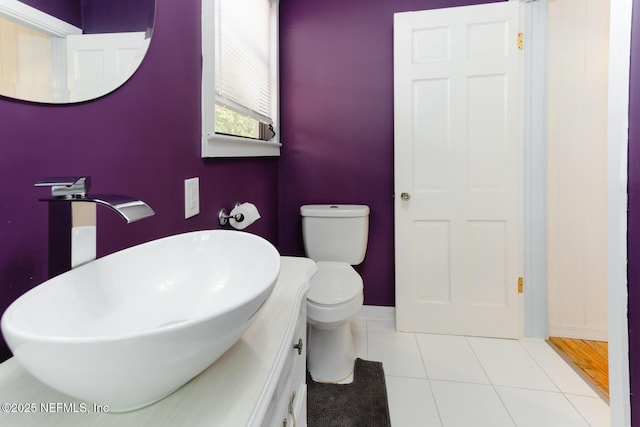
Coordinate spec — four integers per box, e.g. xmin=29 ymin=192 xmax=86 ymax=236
xmin=201 ymin=133 xmax=281 ymax=158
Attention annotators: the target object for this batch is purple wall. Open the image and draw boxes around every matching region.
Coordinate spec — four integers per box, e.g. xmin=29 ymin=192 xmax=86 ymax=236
xmin=0 ymin=0 xmax=279 ymax=362
xmin=628 ymin=0 xmax=640 ymax=424
xmin=82 ymin=0 xmax=156 ymax=34
xmin=278 ymin=0 xmax=503 ymax=306
xmin=20 ymin=0 xmax=82 ymax=28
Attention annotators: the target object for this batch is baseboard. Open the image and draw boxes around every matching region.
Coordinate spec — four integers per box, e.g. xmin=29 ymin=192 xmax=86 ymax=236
xmin=355 ymin=305 xmax=396 ymax=321
xmin=548 ymin=325 xmax=608 ymax=342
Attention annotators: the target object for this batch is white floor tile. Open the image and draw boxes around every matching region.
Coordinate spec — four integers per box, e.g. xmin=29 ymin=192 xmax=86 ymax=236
xmin=467 ymin=337 xmax=558 ymax=391
xmin=385 ymin=376 xmax=442 ymax=427
xmin=520 ymin=338 xmax=599 ymax=397
xmin=367 ymin=320 xmax=427 ymax=378
xmin=416 ymin=334 xmax=490 ymax=384
xmin=497 ymin=386 xmax=590 ymax=427
xmin=565 ymin=394 xmax=611 ymax=427
xmin=431 ymin=380 xmax=515 ymax=427
xmin=354 ymin=316 xmax=610 ymax=427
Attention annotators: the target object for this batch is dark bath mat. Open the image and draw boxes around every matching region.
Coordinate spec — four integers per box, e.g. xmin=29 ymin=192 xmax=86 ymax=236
xmin=307 ymin=358 xmax=392 ymax=427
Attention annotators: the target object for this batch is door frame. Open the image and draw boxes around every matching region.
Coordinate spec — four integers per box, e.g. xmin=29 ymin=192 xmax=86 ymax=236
xmin=523 ymin=0 xmax=631 ymax=425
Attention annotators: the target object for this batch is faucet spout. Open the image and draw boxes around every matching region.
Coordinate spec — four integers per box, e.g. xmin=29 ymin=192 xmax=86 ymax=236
xmin=35 ymin=176 xmax=155 ymax=278
xmin=76 ymin=195 xmax=155 ymax=223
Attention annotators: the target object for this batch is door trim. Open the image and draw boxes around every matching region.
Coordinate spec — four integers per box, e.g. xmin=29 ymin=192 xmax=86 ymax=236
xmin=605 ymin=0 xmax=632 ymax=424
xmin=522 ymin=0 xmax=548 ymax=340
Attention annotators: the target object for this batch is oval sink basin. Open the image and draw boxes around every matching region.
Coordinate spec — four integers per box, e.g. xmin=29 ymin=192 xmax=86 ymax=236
xmin=1 ymin=230 xmax=280 ymax=412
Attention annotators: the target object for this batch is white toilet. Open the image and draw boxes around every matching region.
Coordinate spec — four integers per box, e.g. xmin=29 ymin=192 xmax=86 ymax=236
xmin=300 ymin=204 xmax=369 ymax=383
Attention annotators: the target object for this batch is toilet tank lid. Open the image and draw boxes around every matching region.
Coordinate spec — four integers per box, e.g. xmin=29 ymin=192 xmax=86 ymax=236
xmin=300 ymin=204 xmax=370 ymax=218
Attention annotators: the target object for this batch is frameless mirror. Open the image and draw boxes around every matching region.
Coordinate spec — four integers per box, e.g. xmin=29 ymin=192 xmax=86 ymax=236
xmin=0 ymin=0 xmax=156 ymax=104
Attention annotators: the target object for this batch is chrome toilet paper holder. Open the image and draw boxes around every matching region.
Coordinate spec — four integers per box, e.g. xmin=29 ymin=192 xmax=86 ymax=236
xmin=218 ymin=203 xmax=244 ymax=226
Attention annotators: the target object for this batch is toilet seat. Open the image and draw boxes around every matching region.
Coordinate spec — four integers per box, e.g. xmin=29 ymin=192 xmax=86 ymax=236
xmin=307 ymin=262 xmax=363 ymax=306
xmin=307 ymin=262 xmax=364 ymax=327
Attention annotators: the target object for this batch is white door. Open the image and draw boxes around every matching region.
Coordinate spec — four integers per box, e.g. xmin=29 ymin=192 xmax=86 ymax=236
xmin=66 ymin=32 xmax=148 ymax=102
xmin=394 ymin=1 xmax=522 ymax=338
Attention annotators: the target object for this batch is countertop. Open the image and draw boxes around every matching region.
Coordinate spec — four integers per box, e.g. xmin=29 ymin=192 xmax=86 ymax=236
xmin=0 ymin=256 xmax=316 ymax=427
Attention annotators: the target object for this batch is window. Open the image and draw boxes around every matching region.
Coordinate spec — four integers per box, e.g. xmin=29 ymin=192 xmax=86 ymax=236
xmin=202 ymin=0 xmax=280 ymax=157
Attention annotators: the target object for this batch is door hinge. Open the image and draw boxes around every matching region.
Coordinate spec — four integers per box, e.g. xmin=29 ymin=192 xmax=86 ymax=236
xmin=518 ymin=277 xmax=524 ymax=294
xmin=518 ymin=33 xmax=524 ymax=50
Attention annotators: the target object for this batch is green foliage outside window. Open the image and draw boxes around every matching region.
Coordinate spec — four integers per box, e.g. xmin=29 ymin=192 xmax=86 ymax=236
xmin=215 ymin=105 xmax=258 ymax=139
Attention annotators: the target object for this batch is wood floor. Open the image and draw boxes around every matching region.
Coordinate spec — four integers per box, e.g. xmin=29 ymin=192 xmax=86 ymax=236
xmin=548 ymin=336 xmax=609 ymax=399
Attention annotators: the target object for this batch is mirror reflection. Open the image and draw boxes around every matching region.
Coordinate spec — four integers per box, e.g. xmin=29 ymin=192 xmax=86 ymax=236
xmin=0 ymin=0 xmax=155 ymax=104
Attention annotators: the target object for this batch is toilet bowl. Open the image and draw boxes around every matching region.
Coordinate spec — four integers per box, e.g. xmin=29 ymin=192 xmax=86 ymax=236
xmin=300 ymin=204 xmax=369 ymax=383
xmin=307 ymin=262 xmax=364 ymax=383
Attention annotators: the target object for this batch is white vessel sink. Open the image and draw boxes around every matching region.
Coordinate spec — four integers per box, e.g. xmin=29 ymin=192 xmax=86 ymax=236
xmin=1 ymin=230 xmax=280 ymax=412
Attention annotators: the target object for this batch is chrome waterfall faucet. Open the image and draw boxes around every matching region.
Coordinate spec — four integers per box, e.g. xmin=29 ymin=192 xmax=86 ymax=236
xmin=35 ymin=176 xmax=155 ymax=278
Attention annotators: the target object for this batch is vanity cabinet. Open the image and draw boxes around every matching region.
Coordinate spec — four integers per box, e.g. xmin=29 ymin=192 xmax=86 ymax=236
xmin=0 ymin=257 xmax=316 ymax=427
xmin=262 ymin=304 xmax=307 ymax=427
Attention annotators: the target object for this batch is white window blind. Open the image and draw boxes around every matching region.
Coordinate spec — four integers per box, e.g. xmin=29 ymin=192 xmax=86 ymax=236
xmin=215 ymin=0 xmax=273 ymax=125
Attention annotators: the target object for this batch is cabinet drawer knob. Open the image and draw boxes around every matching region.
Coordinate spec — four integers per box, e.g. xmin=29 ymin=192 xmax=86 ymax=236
xmin=293 ymin=338 xmax=303 ymax=355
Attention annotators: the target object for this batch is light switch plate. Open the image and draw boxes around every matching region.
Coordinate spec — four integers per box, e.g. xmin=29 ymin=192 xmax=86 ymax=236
xmin=184 ymin=177 xmax=200 ymax=219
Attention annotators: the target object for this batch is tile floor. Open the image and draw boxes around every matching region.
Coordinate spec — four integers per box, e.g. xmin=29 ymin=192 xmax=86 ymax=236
xmin=350 ymin=316 xmax=611 ymax=427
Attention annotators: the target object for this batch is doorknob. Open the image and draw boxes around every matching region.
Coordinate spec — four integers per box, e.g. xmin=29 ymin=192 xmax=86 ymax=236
xmin=400 ymin=192 xmax=411 ymax=201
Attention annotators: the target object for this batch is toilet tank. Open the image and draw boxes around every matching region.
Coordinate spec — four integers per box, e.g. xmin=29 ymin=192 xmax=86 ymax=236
xmin=300 ymin=204 xmax=369 ymax=265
